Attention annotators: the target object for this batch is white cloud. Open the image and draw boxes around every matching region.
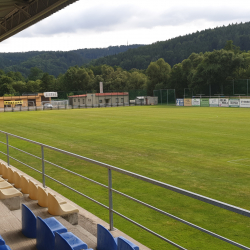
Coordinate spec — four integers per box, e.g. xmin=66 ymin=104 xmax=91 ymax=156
xmin=0 ymin=0 xmax=250 ymax=52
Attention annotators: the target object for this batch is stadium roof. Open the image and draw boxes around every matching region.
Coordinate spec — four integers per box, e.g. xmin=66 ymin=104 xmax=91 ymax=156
xmin=0 ymin=0 xmax=79 ymax=42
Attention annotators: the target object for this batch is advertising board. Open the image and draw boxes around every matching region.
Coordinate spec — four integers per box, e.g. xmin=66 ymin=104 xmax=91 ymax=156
xmin=176 ymin=99 xmax=184 ymax=106
xmin=209 ymin=98 xmax=219 ymax=107
xmin=4 ymin=100 xmax=23 ymax=105
xmin=44 ymin=92 xmax=58 ymax=98
xmin=240 ymin=99 xmax=250 ymax=108
xmin=219 ymin=98 xmax=229 ymax=107
xmin=229 ymin=99 xmax=240 ymax=108
xmin=192 ymin=99 xmax=200 ymax=106
xmin=184 ymin=98 xmax=192 ymax=106
xmin=200 ymin=98 xmax=209 ymax=107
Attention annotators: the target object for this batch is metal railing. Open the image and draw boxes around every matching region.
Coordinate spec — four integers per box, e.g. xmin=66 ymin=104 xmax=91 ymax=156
xmin=0 ymin=130 xmax=249 ymax=250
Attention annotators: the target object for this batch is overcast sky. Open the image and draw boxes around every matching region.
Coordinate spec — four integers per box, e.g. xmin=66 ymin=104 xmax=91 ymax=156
xmin=0 ymin=0 xmax=250 ymax=52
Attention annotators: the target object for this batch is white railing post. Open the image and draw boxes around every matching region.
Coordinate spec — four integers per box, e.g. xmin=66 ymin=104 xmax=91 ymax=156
xmin=108 ymin=168 xmax=114 ymax=231
xmin=6 ymin=134 xmax=9 ymax=166
xmin=41 ymin=146 xmax=45 ymax=187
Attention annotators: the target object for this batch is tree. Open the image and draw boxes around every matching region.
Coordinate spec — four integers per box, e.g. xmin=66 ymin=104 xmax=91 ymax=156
xmin=127 ymin=71 xmax=148 ymax=90
xmin=146 ymin=58 xmax=171 ymax=93
xmin=0 ymin=75 xmax=13 ymax=86
xmin=28 ymin=67 xmax=43 ymax=81
xmin=6 ymin=71 xmax=25 ymax=81
xmin=25 ymin=80 xmax=41 ymax=93
xmin=62 ymin=66 xmax=94 ymax=91
xmin=40 ymin=73 xmax=55 ymax=92
xmin=224 ymin=40 xmax=240 ymax=53
xmin=0 ymin=83 xmax=15 ymax=96
xmin=12 ymin=81 xmax=26 ymax=94
xmin=188 ymin=49 xmax=242 ymax=96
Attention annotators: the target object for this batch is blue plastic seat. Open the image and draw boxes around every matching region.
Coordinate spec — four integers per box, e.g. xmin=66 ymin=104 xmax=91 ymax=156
xmin=36 ymin=216 xmax=67 ymax=250
xmin=0 ymin=235 xmax=11 ymax=250
xmin=22 ymin=204 xmax=36 ymax=238
xmin=97 ymin=224 xmax=119 ymax=250
xmin=0 ymin=245 xmax=11 ymax=250
xmin=117 ymin=237 xmax=139 ymax=250
xmin=0 ymin=235 xmax=5 ymax=245
xmin=55 ymin=232 xmax=93 ymax=250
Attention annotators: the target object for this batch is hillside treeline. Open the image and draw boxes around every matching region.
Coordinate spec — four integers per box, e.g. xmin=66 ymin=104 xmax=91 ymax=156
xmin=0 ymin=41 xmax=249 ymax=98
xmin=0 ymin=45 xmax=143 ymax=78
xmin=2 ymin=22 xmax=250 ymax=77
xmin=90 ymin=22 xmax=250 ymax=70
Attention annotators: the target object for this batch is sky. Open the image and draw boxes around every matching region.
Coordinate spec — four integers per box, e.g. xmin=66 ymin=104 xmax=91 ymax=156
xmin=0 ymin=0 xmax=250 ymax=52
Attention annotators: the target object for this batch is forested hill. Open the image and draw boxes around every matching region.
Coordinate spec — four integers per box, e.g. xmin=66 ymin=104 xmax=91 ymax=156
xmin=0 ymin=45 xmax=143 ymax=77
xmin=3 ymin=22 xmax=250 ymax=77
xmin=90 ymin=22 xmax=250 ymax=70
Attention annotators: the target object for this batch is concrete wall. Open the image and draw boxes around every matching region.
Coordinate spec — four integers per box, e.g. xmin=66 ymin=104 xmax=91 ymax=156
xmin=70 ymin=93 xmax=129 ymax=106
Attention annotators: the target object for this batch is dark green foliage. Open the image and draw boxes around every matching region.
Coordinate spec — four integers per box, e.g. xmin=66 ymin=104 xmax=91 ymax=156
xmin=2 ymin=38 xmax=250 ymax=99
xmin=91 ymin=22 xmax=250 ymax=70
xmin=0 ymin=45 xmax=143 ymax=77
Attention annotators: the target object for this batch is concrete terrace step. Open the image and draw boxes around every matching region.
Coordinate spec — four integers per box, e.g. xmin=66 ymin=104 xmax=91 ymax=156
xmin=0 ymin=161 xmax=150 ymax=250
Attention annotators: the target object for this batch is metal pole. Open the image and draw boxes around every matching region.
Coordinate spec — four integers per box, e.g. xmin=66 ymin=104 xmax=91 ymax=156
xmin=247 ymin=79 xmax=248 ymax=97
xmin=6 ymin=134 xmax=9 ymax=166
xmin=108 ymin=168 xmax=114 ymax=231
xmin=41 ymin=146 xmax=45 ymax=187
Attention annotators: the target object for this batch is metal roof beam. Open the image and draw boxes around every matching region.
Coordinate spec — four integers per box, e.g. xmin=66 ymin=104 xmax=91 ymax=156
xmin=14 ymin=4 xmax=31 ymax=17
xmin=0 ymin=0 xmax=79 ymax=43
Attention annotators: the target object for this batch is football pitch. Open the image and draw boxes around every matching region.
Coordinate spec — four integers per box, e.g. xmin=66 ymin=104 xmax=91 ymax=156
xmin=0 ymin=106 xmax=250 ymax=250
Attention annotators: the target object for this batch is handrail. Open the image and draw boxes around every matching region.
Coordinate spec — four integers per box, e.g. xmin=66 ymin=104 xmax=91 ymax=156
xmin=0 ymin=130 xmax=249 ymax=250
xmin=0 ymin=130 xmax=249 ymax=217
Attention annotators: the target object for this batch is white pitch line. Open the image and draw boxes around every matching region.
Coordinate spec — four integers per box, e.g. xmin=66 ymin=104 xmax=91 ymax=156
xmin=227 ymin=158 xmax=250 ymax=167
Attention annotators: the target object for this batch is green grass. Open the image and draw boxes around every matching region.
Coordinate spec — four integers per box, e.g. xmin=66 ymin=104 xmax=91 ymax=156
xmin=0 ymin=106 xmax=250 ymax=250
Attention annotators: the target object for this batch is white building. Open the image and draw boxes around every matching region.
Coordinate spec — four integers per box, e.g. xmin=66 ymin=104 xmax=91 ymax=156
xmin=68 ymin=92 xmax=129 ymax=107
xmin=135 ymin=96 xmax=158 ymax=105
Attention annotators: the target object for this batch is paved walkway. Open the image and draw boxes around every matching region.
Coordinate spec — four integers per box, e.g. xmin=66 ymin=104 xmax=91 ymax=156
xmin=0 ymin=160 xmax=150 ymax=250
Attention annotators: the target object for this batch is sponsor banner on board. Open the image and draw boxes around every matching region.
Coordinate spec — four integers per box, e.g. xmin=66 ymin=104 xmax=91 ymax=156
xmin=176 ymin=99 xmax=184 ymax=106
xmin=44 ymin=92 xmax=58 ymax=98
xmin=192 ymin=98 xmax=200 ymax=106
xmin=240 ymin=99 xmax=250 ymax=108
xmin=209 ymin=98 xmax=219 ymax=107
xmin=200 ymin=98 xmax=209 ymax=107
xmin=229 ymin=99 xmax=240 ymax=108
xmin=4 ymin=100 xmax=23 ymax=105
xmin=219 ymin=98 xmax=229 ymax=107
xmin=184 ymin=98 xmax=192 ymax=106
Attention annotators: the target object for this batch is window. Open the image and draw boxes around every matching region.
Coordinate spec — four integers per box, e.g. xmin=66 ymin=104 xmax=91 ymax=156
xmin=82 ymin=99 xmax=85 ymax=104
xmin=78 ymin=99 xmax=80 ymax=102
xmin=99 ymin=100 xmax=102 ymax=103
xmin=116 ymin=98 xmax=119 ymax=103
xmin=88 ymin=99 xmax=91 ymax=102
xmin=74 ymin=99 xmax=76 ymax=102
xmin=121 ymin=98 xmax=124 ymax=103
